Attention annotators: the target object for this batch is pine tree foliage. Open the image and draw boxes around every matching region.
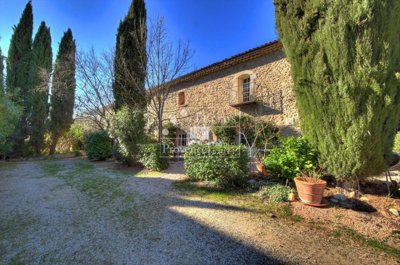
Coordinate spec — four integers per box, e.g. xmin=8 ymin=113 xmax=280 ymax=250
xmin=274 ymin=1 xmax=400 ymax=180
xmin=6 ymin=1 xmax=33 ymax=156
xmin=113 ymin=0 xmax=147 ymax=110
xmin=29 ymin=21 xmax=52 ymax=155
xmin=49 ymin=29 xmax=76 ymax=154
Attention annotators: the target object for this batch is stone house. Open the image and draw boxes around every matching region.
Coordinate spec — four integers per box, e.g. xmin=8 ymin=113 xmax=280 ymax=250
xmin=152 ymin=40 xmax=299 ymax=148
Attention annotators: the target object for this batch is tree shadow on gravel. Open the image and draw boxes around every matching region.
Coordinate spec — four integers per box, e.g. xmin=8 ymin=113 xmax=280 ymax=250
xmin=0 ymin=159 xmax=291 ymax=265
xmin=119 ymin=175 xmax=290 ymax=264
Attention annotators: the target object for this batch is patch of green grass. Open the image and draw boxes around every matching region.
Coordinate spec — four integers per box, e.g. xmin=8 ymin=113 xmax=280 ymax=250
xmin=173 ymin=179 xmax=300 ymax=220
xmin=40 ymin=162 xmax=64 ymax=177
xmin=308 ymin=220 xmax=327 ymax=231
xmin=336 ymin=227 xmax=400 ymax=260
xmin=0 ymin=162 xmax=17 ymax=170
xmin=48 ymin=162 xmax=131 ymax=204
xmin=0 ymin=214 xmax=37 ymax=264
xmin=0 ymin=213 xmax=36 ymax=242
xmin=10 ymin=252 xmax=24 ymax=265
xmin=173 ymin=180 xmax=238 ymax=202
xmin=2 ymin=213 xmax=35 ymax=232
xmin=72 ymin=163 xmax=95 ymax=174
xmin=120 ymin=207 xmax=138 ymax=219
xmin=74 ymin=175 xmax=125 ymax=201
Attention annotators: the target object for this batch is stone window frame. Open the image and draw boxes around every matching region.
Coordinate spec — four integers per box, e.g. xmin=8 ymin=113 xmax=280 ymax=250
xmin=234 ymin=70 xmax=257 ymax=103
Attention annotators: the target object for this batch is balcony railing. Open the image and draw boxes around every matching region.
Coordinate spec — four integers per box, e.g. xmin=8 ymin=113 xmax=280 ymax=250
xmin=230 ymin=94 xmax=257 ymax=107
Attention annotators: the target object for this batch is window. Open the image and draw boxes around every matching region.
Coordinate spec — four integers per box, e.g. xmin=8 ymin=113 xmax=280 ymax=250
xmin=242 ymin=78 xmax=251 ymax=103
xmin=177 ymin=92 xmax=185 ymax=106
xmin=177 ymin=133 xmax=187 ymax=147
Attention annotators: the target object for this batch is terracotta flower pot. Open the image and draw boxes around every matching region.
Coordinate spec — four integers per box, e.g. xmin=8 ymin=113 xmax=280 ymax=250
xmin=294 ymin=177 xmax=327 ymax=205
xmin=256 ymin=162 xmax=268 ymax=176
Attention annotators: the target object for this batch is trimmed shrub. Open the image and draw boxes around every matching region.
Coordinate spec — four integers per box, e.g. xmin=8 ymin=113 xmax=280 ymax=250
xmin=85 ymin=131 xmax=112 ymax=160
xmin=138 ymin=144 xmax=170 ymax=171
xmin=184 ymin=144 xmax=249 ymax=187
xmin=263 ymin=137 xmax=317 ymax=180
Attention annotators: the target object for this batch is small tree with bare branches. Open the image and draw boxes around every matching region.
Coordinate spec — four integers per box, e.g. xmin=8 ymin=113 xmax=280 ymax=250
xmin=75 ymin=48 xmax=115 ymax=131
xmin=145 ymin=17 xmax=194 ymax=143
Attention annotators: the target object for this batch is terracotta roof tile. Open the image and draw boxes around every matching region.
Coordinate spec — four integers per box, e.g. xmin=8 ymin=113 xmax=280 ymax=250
xmin=170 ymin=40 xmax=282 ymax=86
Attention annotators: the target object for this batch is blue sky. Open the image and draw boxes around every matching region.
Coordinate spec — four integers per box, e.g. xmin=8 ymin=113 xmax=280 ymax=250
xmin=0 ymin=0 xmax=277 ymax=69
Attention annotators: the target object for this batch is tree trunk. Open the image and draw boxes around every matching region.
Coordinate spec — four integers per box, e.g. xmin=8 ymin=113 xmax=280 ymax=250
xmin=49 ymin=134 xmax=59 ymax=155
xmin=157 ymin=111 xmax=163 ymax=144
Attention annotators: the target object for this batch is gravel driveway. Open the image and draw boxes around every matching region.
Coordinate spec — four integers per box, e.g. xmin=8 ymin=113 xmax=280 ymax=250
xmin=0 ymin=158 xmax=398 ymax=265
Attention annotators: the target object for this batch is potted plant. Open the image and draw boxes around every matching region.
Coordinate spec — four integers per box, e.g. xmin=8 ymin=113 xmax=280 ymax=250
xmin=294 ymin=170 xmax=327 ymax=205
xmin=255 ymin=153 xmax=268 ymax=176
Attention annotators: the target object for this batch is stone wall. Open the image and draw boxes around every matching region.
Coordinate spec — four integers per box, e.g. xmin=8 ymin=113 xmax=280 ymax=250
xmin=150 ymin=50 xmax=299 ymax=143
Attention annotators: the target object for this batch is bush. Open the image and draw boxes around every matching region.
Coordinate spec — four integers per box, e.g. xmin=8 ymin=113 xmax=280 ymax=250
xmin=393 ymin=131 xmax=400 ymax=154
xmin=138 ymin=144 xmax=170 ymax=171
xmin=184 ymin=144 xmax=249 ymax=187
xmin=263 ymin=137 xmax=317 ymax=180
xmin=212 ymin=121 xmax=236 ymax=145
xmin=258 ymin=184 xmax=295 ymax=203
xmin=85 ymin=131 xmax=112 ymax=160
xmin=163 ymin=122 xmax=178 ymax=146
xmin=111 ymin=106 xmax=145 ymax=164
xmin=0 ymin=96 xmax=22 ymax=157
xmin=54 ymin=124 xmax=85 ymax=154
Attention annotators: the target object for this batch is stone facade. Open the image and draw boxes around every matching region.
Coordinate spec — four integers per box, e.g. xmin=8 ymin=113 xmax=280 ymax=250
xmin=151 ymin=42 xmax=299 ymax=145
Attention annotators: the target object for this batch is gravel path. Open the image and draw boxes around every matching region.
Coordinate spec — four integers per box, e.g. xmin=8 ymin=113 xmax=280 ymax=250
xmin=0 ymin=158 xmax=398 ymax=265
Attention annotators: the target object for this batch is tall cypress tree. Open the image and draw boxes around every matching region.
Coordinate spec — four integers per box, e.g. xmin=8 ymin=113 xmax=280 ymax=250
xmin=274 ymin=1 xmax=400 ymax=180
xmin=6 ymin=1 xmax=33 ymax=156
xmin=29 ymin=21 xmax=52 ymax=155
xmin=49 ymin=29 xmax=76 ymax=155
xmin=113 ymin=0 xmax=147 ymax=110
xmin=0 ymin=47 xmax=4 ymax=95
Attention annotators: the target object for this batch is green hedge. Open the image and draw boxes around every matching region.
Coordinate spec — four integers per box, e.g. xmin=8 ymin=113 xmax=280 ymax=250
xmin=138 ymin=144 xmax=170 ymax=171
xmin=85 ymin=131 xmax=112 ymax=160
xmin=184 ymin=144 xmax=249 ymax=187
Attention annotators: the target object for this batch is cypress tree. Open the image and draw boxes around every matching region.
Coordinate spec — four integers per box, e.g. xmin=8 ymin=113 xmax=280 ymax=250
xmin=113 ymin=0 xmax=147 ymax=110
xmin=0 ymin=47 xmax=4 ymax=95
xmin=29 ymin=21 xmax=52 ymax=155
xmin=274 ymin=1 xmax=400 ymax=180
xmin=49 ymin=29 xmax=76 ymax=155
xmin=6 ymin=1 xmax=33 ymax=156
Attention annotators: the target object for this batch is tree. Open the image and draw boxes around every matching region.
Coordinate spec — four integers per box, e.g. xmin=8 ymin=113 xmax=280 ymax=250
xmin=49 ymin=29 xmax=76 ymax=155
xmin=0 ymin=96 xmax=22 ymax=158
xmin=6 ymin=1 xmax=33 ymax=156
xmin=146 ymin=17 xmax=194 ymax=143
xmin=110 ymin=106 xmax=145 ymax=165
xmin=113 ymin=0 xmax=147 ymax=110
xmin=274 ymin=1 xmax=400 ymax=181
xmin=29 ymin=21 xmax=52 ymax=155
xmin=0 ymin=46 xmax=4 ymax=95
xmin=75 ymin=48 xmax=114 ymax=131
